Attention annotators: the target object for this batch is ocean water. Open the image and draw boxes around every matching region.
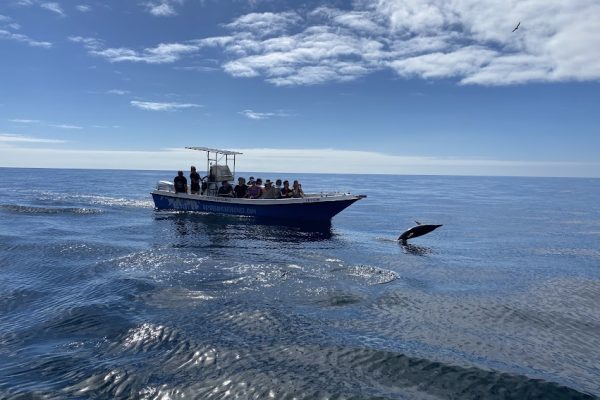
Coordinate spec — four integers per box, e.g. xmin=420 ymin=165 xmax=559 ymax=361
xmin=1 ymin=167 xmax=599 ymax=399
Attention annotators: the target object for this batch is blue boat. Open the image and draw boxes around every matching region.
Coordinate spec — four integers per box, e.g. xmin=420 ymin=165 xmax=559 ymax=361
xmin=151 ymin=147 xmax=366 ymax=222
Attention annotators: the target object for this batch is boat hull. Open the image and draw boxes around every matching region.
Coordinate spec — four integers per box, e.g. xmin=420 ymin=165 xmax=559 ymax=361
xmin=151 ymin=191 xmax=364 ymax=222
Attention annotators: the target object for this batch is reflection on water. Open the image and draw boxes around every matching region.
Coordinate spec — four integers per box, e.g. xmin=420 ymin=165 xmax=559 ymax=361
xmin=156 ymin=211 xmax=333 ymax=243
xmin=2 ymin=169 xmax=600 ymax=398
xmin=400 ymin=242 xmax=432 ymax=256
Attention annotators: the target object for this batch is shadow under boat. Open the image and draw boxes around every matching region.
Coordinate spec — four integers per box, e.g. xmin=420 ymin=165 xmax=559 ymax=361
xmin=154 ymin=210 xmax=334 ymax=242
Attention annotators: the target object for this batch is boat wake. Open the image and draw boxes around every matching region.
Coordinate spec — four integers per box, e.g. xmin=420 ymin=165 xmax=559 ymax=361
xmin=34 ymin=191 xmax=154 ymax=209
xmin=0 ymin=204 xmax=102 ymax=215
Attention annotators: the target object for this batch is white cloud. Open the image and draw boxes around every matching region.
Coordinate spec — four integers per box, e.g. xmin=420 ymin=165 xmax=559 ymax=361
xmin=91 ymin=125 xmax=120 ymax=129
xmin=8 ymin=118 xmax=41 ymax=123
xmin=144 ymin=1 xmax=183 ymax=17
xmin=68 ymin=35 xmax=103 ymax=48
xmin=50 ymin=124 xmax=83 ymax=130
xmin=0 ymin=145 xmax=597 ymax=177
xmin=8 ymin=119 xmax=84 ymax=130
xmin=0 ymin=133 xmax=66 ymax=144
xmin=69 ymin=1 xmax=600 ymax=86
xmin=239 ymin=109 xmax=293 ymax=120
xmin=76 ymin=5 xmax=92 ymax=13
xmin=130 ymin=100 xmax=202 ymax=111
xmin=225 ymin=12 xmax=302 ymax=37
xmin=147 ymin=3 xmax=176 ymax=17
xmin=106 ymin=89 xmax=130 ymax=95
xmin=40 ymin=2 xmax=65 ymax=16
xmin=0 ymin=29 xmax=52 ymax=48
xmin=74 ymin=37 xmax=200 ymax=63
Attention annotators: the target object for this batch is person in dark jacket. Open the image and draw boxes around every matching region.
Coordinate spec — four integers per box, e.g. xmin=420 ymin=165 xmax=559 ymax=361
xmin=218 ymin=180 xmax=234 ymax=197
xmin=234 ymin=177 xmax=248 ymax=198
xmin=189 ymin=166 xmax=201 ymax=194
xmin=174 ymin=170 xmax=187 ymax=193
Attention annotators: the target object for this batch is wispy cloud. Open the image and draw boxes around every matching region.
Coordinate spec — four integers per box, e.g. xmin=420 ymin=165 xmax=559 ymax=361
xmin=69 ymin=1 xmax=600 ymax=86
xmin=144 ymin=0 xmax=183 ymax=17
xmin=239 ymin=109 xmax=293 ymax=120
xmin=40 ymin=2 xmax=65 ymax=17
xmin=106 ymin=89 xmax=130 ymax=95
xmin=147 ymin=3 xmax=176 ymax=17
xmin=70 ymin=35 xmax=199 ymax=64
xmin=9 ymin=119 xmax=83 ymax=130
xmin=49 ymin=124 xmax=83 ymax=130
xmin=76 ymin=5 xmax=92 ymax=13
xmin=225 ymin=12 xmax=302 ymax=37
xmin=0 ymin=29 xmax=52 ymax=48
xmin=130 ymin=100 xmax=202 ymax=111
xmin=0 ymin=145 xmax=597 ymax=177
xmin=0 ymin=133 xmax=66 ymax=144
xmin=68 ymin=35 xmax=103 ymax=48
xmin=8 ymin=118 xmax=41 ymax=124
xmin=8 ymin=118 xmax=87 ymax=130
xmin=91 ymin=125 xmax=120 ymax=129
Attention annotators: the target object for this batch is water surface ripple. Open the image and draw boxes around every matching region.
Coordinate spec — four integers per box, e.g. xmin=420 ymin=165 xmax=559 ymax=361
xmin=1 ymin=169 xmax=599 ymax=399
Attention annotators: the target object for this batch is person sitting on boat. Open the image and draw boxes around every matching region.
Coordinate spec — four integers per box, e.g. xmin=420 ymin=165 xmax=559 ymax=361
xmin=246 ymin=179 xmax=262 ymax=199
xmin=262 ymin=179 xmax=279 ymax=199
xmin=234 ymin=177 xmax=247 ymax=198
xmin=275 ymin=179 xmax=283 ymax=196
xmin=174 ymin=171 xmax=188 ymax=194
xmin=281 ymin=180 xmax=293 ymax=198
xmin=189 ymin=166 xmax=201 ymax=194
xmin=217 ymin=180 xmax=234 ymax=197
xmin=256 ymin=178 xmax=263 ymax=188
xmin=292 ymin=180 xmax=304 ymax=198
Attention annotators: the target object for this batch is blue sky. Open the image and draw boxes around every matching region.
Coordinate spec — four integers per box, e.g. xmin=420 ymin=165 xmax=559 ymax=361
xmin=1 ymin=0 xmax=599 ymax=177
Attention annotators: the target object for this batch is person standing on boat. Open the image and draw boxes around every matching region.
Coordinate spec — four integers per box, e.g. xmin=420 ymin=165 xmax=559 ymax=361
xmin=174 ymin=171 xmax=188 ymax=194
xmin=217 ymin=180 xmax=234 ymax=197
xmin=234 ymin=177 xmax=248 ymax=198
xmin=189 ymin=166 xmax=201 ymax=194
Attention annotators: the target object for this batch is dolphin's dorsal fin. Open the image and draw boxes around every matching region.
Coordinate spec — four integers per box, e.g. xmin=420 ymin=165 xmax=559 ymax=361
xmin=414 ymin=220 xmax=421 ymax=225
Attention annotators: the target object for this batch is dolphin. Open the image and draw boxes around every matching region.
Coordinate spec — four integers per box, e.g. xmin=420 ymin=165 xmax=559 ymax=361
xmin=398 ymin=221 xmax=442 ymax=244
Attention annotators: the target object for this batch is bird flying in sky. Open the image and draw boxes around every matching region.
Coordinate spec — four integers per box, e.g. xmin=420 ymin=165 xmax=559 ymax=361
xmin=512 ymin=22 xmax=521 ymax=32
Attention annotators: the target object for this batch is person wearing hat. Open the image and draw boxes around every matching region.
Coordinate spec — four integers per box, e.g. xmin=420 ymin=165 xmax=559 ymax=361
xmin=261 ymin=179 xmax=279 ymax=199
xmin=234 ymin=177 xmax=248 ymax=198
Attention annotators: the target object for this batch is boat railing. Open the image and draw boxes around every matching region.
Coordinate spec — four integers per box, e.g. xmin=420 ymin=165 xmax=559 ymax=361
xmin=316 ymin=192 xmax=352 ymax=198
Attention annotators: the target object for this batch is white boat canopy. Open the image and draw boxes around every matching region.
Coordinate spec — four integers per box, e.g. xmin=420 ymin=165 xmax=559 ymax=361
xmin=185 ymin=146 xmax=242 ymax=156
xmin=185 ymin=146 xmax=242 ymax=183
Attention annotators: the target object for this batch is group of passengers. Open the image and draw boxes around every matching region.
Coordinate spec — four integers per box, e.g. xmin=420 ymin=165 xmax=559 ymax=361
xmin=232 ymin=177 xmax=304 ymax=199
xmin=173 ymin=167 xmax=304 ymax=199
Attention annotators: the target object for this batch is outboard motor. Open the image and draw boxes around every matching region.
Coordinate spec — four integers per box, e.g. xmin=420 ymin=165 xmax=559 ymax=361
xmin=156 ymin=180 xmax=175 ymax=192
